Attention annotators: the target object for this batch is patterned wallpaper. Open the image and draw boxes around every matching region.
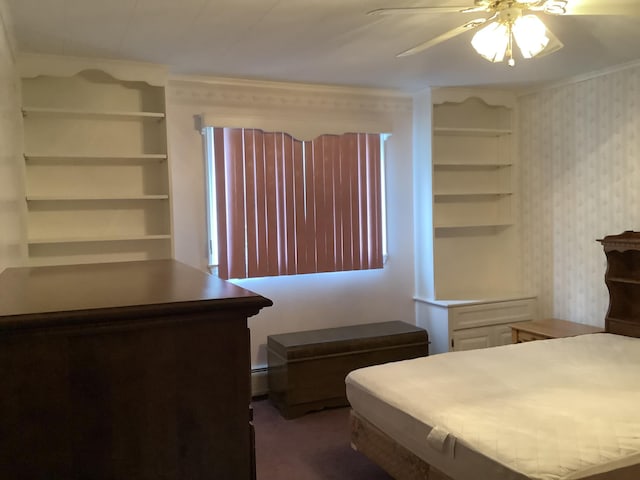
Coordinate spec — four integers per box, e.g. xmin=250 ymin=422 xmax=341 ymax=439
xmin=519 ymin=64 xmax=640 ymax=326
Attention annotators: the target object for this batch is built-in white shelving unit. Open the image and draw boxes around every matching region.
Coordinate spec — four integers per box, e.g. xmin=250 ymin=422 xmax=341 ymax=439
xmin=19 ymin=55 xmax=173 ymax=266
xmin=430 ymin=92 xmax=518 ymax=292
xmin=415 ymin=88 xmax=536 ymax=353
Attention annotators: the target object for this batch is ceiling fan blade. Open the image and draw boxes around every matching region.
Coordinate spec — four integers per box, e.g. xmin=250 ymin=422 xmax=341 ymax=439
xmin=367 ymin=6 xmax=487 ymax=16
xmin=562 ymin=0 xmax=640 ymax=16
xmin=525 ymin=1 xmax=560 ymax=12
xmin=535 ymin=27 xmax=564 ymax=57
xmin=396 ymin=18 xmax=488 ymax=57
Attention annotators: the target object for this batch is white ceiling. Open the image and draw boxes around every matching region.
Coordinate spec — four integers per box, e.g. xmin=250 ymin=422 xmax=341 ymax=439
xmin=5 ymin=0 xmax=640 ymax=92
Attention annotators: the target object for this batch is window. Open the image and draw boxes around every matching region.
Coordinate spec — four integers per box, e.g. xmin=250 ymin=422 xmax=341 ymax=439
xmin=204 ymin=127 xmax=388 ymax=280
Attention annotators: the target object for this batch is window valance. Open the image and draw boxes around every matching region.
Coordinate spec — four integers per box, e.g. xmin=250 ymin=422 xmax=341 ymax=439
xmin=198 ymin=106 xmax=393 ymax=141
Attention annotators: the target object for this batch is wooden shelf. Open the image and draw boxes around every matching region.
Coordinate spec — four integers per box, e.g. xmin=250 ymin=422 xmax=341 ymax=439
xmin=28 ymin=235 xmax=172 ymax=245
xmin=433 ymin=127 xmax=511 ymax=137
xmin=26 ymin=195 xmax=169 ymax=202
xmin=598 ymin=232 xmax=640 ymax=333
xmin=607 ymin=276 xmax=640 ymax=285
xmin=22 ymin=106 xmax=165 ymax=119
xmin=606 ymin=315 xmax=640 ymax=325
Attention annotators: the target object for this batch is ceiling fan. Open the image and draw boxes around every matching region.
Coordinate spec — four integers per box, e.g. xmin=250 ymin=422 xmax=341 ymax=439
xmin=368 ymin=0 xmax=640 ymax=66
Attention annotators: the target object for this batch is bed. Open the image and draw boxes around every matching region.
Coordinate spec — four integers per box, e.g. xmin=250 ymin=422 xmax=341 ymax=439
xmin=347 ymin=232 xmax=640 ymax=480
xmin=346 ymin=330 xmax=640 ymax=480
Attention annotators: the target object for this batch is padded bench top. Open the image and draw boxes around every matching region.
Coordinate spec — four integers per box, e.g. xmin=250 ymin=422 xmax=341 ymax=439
xmin=267 ymin=321 xmax=428 ymax=360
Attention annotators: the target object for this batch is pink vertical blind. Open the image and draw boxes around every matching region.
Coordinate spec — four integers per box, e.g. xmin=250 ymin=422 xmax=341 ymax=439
xmin=213 ymin=128 xmax=383 ymax=280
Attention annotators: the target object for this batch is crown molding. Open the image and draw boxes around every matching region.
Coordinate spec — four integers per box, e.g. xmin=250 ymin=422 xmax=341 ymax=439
xmin=169 ymin=73 xmax=411 ymax=98
xmin=518 ymin=59 xmax=640 ymax=98
xmin=167 ymin=76 xmax=412 ymax=114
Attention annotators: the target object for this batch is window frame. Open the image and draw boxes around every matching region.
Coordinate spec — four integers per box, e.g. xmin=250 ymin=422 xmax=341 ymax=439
xmin=203 ymin=127 xmax=389 ymax=278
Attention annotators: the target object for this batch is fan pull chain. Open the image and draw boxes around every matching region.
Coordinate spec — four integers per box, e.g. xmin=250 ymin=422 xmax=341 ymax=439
xmin=507 ymin=22 xmax=515 ymax=66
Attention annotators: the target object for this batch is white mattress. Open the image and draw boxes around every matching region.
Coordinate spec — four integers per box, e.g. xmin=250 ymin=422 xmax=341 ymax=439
xmin=346 ymin=333 xmax=640 ymax=480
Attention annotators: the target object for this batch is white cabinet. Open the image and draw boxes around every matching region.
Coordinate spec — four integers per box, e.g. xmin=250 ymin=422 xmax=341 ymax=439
xmin=413 ymin=89 xmax=535 ymax=353
xmin=417 ymin=296 xmax=537 ymax=354
xmin=20 ymin=58 xmax=173 ymax=266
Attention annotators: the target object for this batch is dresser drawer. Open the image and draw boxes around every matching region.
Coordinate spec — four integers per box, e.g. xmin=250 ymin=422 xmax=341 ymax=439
xmin=450 ymin=298 xmax=536 ymax=331
xmin=514 ymin=329 xmax=545 ymax=343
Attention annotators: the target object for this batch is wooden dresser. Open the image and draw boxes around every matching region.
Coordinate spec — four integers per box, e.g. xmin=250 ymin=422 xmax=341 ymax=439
xmin=0 ymin=260 xmax=272 ymax=480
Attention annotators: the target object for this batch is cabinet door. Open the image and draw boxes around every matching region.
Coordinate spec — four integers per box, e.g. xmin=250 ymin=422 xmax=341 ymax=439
xmin=494 ymin=324 xmax=514 ymax=346
xmin=452 ymin=326 xmax=492 ymax=351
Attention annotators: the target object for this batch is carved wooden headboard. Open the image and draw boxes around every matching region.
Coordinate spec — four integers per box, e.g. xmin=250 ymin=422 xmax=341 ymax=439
xmin=598 ymin=231 xmax=640 ymax=338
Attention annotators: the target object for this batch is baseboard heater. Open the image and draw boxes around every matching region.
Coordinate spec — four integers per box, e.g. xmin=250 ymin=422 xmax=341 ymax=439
xmin=251 ymin=366 xmax=269 ymax=397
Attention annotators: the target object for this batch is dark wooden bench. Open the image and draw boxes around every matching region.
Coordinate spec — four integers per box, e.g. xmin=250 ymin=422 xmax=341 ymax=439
xmin=267 ymin=321 xmax=429 ymax=418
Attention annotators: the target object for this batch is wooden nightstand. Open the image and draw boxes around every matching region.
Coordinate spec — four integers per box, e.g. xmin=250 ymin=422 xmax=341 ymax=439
xmin=511 ymin=318 xmax=603 ymax=343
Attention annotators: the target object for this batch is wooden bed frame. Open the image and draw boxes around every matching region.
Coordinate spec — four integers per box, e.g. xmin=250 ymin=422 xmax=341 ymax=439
xmin=349 ymin=231 xmax=640 ymax=480
xmin=350 ymin=409 xmax=452 ymax=480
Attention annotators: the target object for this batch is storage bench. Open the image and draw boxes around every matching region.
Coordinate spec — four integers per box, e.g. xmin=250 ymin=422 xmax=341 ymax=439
xmin=267 ymin=321 xmax=429 ymax=418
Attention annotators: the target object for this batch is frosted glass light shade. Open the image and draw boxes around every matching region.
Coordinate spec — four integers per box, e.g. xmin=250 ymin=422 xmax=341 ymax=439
xmin=513 ymin=15 xmax=549 ymax=58
xmin=471 ymin=22 xmax=509 ymax=63
xmin=544 ymin=1 xmax=568 ymax=15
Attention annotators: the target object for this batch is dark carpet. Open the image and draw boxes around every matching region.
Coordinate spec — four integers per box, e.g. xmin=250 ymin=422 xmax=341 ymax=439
xmin=253 ymin=398 xmax=393 ymax=480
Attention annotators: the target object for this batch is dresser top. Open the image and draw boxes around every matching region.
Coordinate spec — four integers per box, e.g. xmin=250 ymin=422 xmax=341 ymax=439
xmin=0 ymin=260 xmax=271 ymax=329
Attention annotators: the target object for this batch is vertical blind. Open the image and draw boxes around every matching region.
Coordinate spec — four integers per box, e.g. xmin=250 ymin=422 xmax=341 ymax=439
xmin=212 ymin=128 xmax=383 ymax=280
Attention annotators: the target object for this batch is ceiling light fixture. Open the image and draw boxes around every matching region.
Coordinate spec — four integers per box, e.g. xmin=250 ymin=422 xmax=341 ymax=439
xmin=470 ymin=6 xmax=550 ymax=67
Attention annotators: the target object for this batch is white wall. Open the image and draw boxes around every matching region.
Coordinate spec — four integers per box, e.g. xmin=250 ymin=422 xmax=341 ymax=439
xmin=0 ymin=0 xmax=26 ymax=272
xmin=519 ymin=63 xmax=640 ymax=326
xmin=412 ymin=88 xmax=435 ymax=300
xmin=166 ymin=77 xmax=415 ymax=368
